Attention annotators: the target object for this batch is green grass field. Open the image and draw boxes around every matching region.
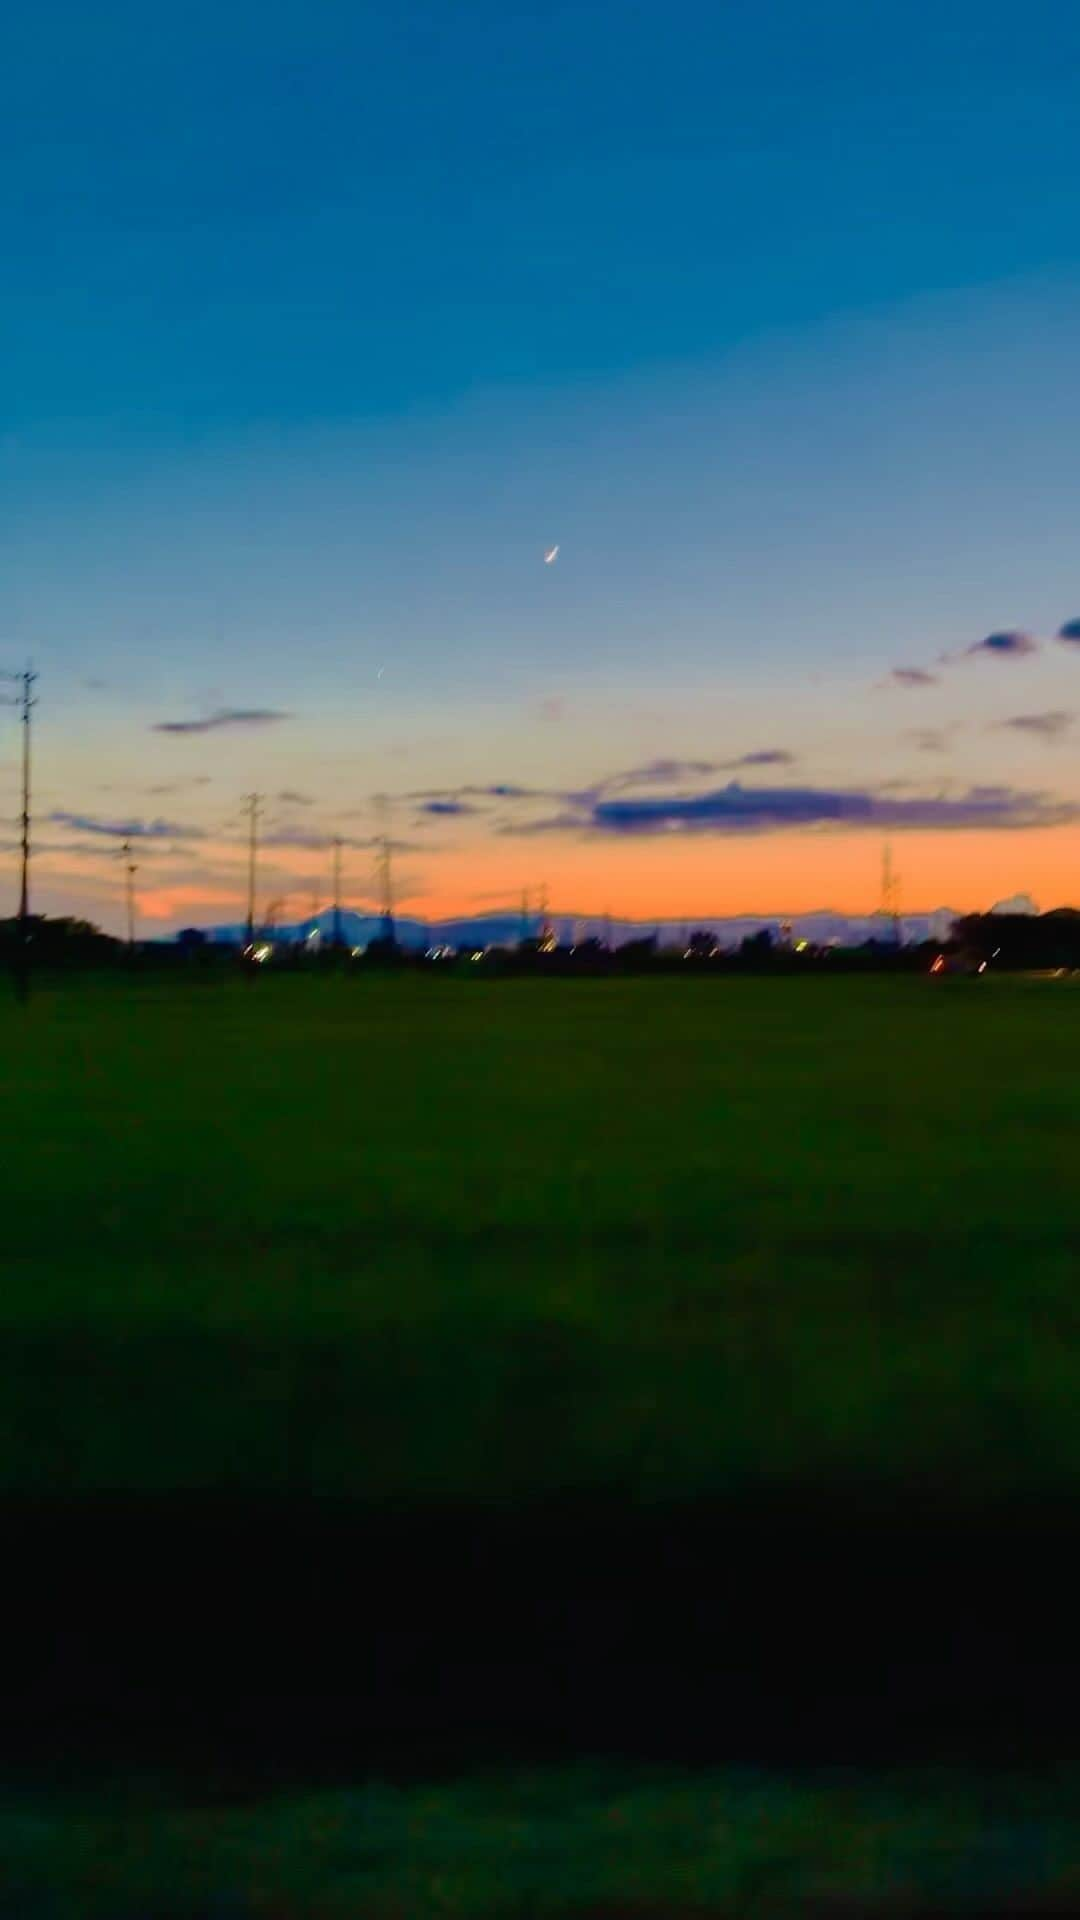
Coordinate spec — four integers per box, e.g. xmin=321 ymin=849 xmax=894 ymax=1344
xmin=2 ymin=970 xmax=1079 ymax=1501
xmin=5 ymin=970 xmax=1080 ymax=1915
xmin=5 ymin=1762 xmax=1080 ymax=1918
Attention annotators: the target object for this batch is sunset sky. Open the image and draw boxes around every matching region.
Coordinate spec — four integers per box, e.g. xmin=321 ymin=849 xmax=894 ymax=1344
xmin=4 ymin=0 xmax=1080 ymax=934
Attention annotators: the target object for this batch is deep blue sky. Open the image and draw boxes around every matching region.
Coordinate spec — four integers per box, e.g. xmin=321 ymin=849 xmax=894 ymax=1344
xmin=3 ymin=0 xmax=1080 ymax=927
xmin=6 ymin=0 xmax=1080 ymax=428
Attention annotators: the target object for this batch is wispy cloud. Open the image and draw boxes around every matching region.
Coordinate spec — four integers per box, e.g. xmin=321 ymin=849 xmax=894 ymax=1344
xmin=905 ymin=728 xmax=950 ymax=754
xmin=276 ymin=789 xmax=314 ymax=805
xmin=885 ymin=667 xmax=939 ymax=688
xmin=48 ymin=811 xmax=207 ymax=841
xmin=153 ymin=708 xmax=291 ymax=735
xmin=605 ymin=751 xmax=795 ymax=789
xmin=997 ymin=710 xmax=1072 ymax=739
xmin=536 ymin=697 xmax=566 ymax=722
xmin=728 ymin=748 xmax=795 ymax=768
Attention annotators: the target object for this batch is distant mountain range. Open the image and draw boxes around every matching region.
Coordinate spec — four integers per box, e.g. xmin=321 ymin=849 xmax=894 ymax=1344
xmin=193 ymin=905 xmax=964 ymax=950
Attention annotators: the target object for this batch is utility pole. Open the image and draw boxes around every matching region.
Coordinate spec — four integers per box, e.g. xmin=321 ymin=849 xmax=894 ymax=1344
xmin=538 ymin=881 xmax=554 ymax=952
xmin=882 ymin=841 xmax=902 ymax=948
xmin=120 ymin=838 xmax=137 ymax=951
xmin=243 ymin=793 xmax=262 ymax=951
xmin=2 ymin=665 xmax=37 ymax=995
xmin=332 ymin=836 xmax=344 ymax=948
xmin=375 ymin=795 xmax=396 ymax=944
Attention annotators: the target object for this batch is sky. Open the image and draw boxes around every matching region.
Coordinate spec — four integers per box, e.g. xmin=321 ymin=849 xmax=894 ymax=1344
xmin=3 ymin=0 xmax=1080 ymax=934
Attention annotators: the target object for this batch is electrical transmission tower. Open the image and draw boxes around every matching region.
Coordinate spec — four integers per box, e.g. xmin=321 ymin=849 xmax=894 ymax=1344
xmin=537 ymin=881 xmax=555 ymax=953
xmin=2 ymin=664 xmax=37 ymax=994
xmin=375 ymin=796 xmax=396 ymax=943
xmin=332 ymin=835 xmax=344 ymax=948
xmin=881 ymin=841 xmax=902 ymax=947
xmin=120 ymin=838 xmax=137 ymax=950
xmin=243 ymin=793 xmax=262 ymax=951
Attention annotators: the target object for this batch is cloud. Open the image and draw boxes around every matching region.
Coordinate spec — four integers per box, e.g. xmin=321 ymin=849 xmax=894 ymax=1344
xmin=407 ymin=783 xmax=560 ymax=807
xmin=600 ymin=751 xmax=796 ymax=794
xmin=48 ymin=811 xmax=207 ymax=841
xmin=153 ymin=708 xmax=291 ymax=734
xmin=997 ymin=711 xmax=1072 ymax=739
xmin=498 ymin=811 xmax=596 ymax=837
xmin=418 ymin=798 xmax=478 ymax=816
xmin=990 ymin=892 xmax=1039 ymax=915
xmin=886 ymin=667 xmax=939 ymax=687
xmin=502 ymin=780 xmax=1074 ymax=838
xmin=276 ymin=789 xmax=314 ymax=806
xmin=536 ymin=697 xmax=566 ymax=722
xmin=98 ymin=777 xmax=213 ymax=796
xmin=603 ymin=758 xmax=717 ymax=789
xmin=730 ymin=748 xmax=796 ymax=767
xmin=1058 ymin=619 xmax=1080 ymax=644
xmin=966 ymin=631 xmax=1038 ymax=659
xmin=906 ymin=728 xmax=950 ymax=753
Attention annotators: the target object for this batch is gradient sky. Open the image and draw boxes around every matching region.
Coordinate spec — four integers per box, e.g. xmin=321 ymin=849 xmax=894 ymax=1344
xmin=4 ymin=0 xmax=1080 ymax=933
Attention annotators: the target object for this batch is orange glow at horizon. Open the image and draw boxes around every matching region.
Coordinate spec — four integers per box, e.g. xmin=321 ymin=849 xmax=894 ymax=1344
xmin=31 ymin=822 xmax=1080 ymax=933
xmin=364 ymin=824 xmax=1080 ymax=922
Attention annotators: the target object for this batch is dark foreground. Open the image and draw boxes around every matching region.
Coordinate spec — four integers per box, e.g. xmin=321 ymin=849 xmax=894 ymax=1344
xmin=8 ymin=1488 xmax=1079 ymax=1788
xmin=7 ymin=1489 xmax=1080 ymax=1914
xmin=3 ymin=974 xmax=1080 ymax=1911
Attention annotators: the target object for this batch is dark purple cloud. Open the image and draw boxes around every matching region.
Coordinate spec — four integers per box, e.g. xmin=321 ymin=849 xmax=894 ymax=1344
xmin=48 ymin=811 xmax=206 ymax=840
xmin=967 ymin=631 xmax=1037 ymax=658
xmin=502 ymin=780 xmax=1073 ymax=838
xmin=153 ymin=708 xmax=291 ymax=734
xmin=418 ymin=798 xmax=478 ymax=817
xmin=1058 ymin=619 xmax=1080 ymax=644
xmin=887 ymin=667 xmax=938 ymax=687
xmin=997 ymin=711 xmax=1072 ymax=739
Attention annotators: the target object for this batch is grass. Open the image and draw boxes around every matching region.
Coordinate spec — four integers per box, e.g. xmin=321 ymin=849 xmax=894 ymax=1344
xmin=4 ymin=1762 xmax=1080 ymax=1917
xmin=2 ymin=969 xmax=1079 ymax=1501
xmin=5 ymin=970 xmax=1080 ymax=1914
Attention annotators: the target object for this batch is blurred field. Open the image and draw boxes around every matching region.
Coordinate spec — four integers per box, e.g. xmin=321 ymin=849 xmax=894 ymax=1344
xmin=5 ymin=970 xmax=1080 ymax=1913
xmin=2 ymin=969 xmax=1079 ymax=1500
xmin=5 ymin=1762 xmax=1080 ymax=1918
